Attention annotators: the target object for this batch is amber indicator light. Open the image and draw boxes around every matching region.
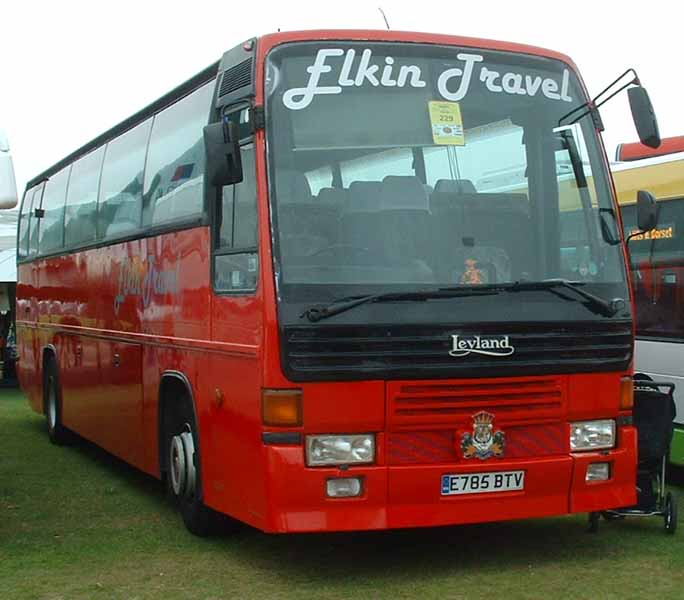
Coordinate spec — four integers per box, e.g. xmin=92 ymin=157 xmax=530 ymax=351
xmin=262 ymin=389 xmax=303 ymax=427
xmin=620 ymin=376 xmax=634 ymax=410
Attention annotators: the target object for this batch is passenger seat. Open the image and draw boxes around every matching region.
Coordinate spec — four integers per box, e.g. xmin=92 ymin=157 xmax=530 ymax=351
xmin=276 ymin=171 xmax=333 ymax=258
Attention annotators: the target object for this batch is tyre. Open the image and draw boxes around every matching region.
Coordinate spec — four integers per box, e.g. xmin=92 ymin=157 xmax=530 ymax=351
xmin=44 ymin=357 xmax=70 ymax=445
xmin=164 ymin=395 xmax=217 ymax=537
xmin=587 ymin=511 xmax=600 ymax=533
xmin=664 ymin=491 xmax=678 ymax=535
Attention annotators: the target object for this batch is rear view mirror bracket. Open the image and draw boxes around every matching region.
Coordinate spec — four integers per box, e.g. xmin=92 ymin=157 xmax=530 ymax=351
xmin=558 ymin=68 xmax=661 ymax=149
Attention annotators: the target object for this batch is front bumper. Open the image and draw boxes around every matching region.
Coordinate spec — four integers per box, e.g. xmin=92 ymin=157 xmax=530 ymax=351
xmin=262 ymin=427 xmax=637 ymax=533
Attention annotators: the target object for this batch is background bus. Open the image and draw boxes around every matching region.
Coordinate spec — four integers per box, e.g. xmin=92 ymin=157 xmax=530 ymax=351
xmin=17 ymin=30 xmax=655 ymax=535
xmin=615 ymin=138 xmax=684 ymax=466
xmin=0 ymin=130 xmax=18 ymax=209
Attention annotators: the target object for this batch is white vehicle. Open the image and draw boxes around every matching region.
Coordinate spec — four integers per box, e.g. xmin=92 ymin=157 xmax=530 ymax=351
xmin=0 ymin=130 xmax=18 ymax=209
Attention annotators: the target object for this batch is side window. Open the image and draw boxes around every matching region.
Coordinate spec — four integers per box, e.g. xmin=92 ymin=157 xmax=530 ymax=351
xmin=64 ymin=147 xmax=105 ymax=247
xmin=27 ymin=183 xmax=45 ymax=257
xmin=305 ymin=165 xmax=333 ymax=196
xmin=215 ymin=107 xmax=258 ymax=293
xmin=98 ymin=119 xmax=152 ymax=239
xmin=38 ymin=166 xmax=70 ymax=254
xmin=143 ymin=81 xmax=214 ymax=226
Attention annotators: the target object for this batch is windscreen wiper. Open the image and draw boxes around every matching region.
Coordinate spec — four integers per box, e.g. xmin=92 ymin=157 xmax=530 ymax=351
xmin=300 ymin=288 xmax=499 ymax=323
xmin=300 ymin=280 xmax=624 ymax=322
xmin=503 ymin=279 xmax=626 ymax=317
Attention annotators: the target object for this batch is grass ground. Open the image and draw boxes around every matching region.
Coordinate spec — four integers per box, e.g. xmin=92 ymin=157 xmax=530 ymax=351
xmin=2 ymin=388 xmax=684 ymax=600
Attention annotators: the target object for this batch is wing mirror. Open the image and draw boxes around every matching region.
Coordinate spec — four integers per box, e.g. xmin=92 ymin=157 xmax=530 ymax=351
xmin=628 ymin=86 xmax=660 ymax=149
xmin=636 ymin=190 xmax=657 ymax=232
xmin=203 ymin=120 xmax=243 ymax=187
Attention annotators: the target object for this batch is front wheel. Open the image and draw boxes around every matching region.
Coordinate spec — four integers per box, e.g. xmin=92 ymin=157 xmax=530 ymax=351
xmin=164 ymin=399 xmax=218 ymax=537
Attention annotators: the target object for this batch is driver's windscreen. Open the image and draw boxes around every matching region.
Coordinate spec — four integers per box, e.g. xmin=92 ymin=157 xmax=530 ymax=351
xmin=265 ymin=42 xmax=627 ymax=302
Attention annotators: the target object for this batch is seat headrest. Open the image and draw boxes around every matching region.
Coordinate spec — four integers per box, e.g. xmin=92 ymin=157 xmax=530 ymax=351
xmin=434 ymin=179 xmax=477 ymax=195
xmin=347 ymin=181 xmax=383 ymax=213
xmin=380 ymin=176 xmax=429 ymax=210
xmin=276 ymin=170 xmax=312 ymax=204
xmin=317 ymin=187 xmax=348 ymax=207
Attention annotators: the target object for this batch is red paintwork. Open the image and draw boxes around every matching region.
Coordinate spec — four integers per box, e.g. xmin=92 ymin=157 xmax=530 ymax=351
xmin=17 ymin=29 xmax=637 ymax=534
xmin=616 ymin=135 xmax=684 ymax=162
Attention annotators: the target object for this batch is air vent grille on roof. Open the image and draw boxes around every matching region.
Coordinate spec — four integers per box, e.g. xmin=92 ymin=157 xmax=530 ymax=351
xmin=219 ymin=58 xmax=252 ymax=97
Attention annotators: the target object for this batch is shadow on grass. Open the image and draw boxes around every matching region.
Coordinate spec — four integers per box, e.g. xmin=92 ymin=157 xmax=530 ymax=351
xmin=225 ymin=519 xmax=617 ymax=582
xmin=21 ymin=416 xmax=164 ymax=500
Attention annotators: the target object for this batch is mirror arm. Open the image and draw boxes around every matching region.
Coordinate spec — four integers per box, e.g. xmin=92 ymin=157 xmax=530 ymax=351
xmin=593 ymin=68 xmax=640 ymax=107
xmin=558 ymin=68 xmax=640 ymax=128
xmin=625 ymin=230 xmax=645 ymax=245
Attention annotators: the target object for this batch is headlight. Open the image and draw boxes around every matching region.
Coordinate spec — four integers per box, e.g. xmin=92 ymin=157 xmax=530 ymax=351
xmin=306 ymin=434 xmax=375 ymax=466
xmin=570 ymin=419 xmax=616 ymax=451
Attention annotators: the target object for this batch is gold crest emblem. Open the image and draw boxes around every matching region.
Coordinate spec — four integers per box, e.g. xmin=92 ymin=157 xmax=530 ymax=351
xmin=461 ymin=411 xmax=505 ymax=460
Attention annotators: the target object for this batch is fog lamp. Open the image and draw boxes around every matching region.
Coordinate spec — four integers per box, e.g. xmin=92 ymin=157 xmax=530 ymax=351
xmin=586 ymin=462 xmax=611 ymax=482
xmin=326 ymin=477 xmax=363 ymax=498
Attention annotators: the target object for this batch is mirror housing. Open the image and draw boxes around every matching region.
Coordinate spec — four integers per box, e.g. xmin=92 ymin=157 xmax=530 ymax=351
xmin=636 ymin=189 xmax=657 ymax=232
xmin=203 ymin=120 xmax=243 ymax=187
xmin=628 ymin=87 xmax=660 ymax=149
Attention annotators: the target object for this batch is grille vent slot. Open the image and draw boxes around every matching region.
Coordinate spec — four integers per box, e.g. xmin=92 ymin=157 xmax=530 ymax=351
xmin=219 ymin=58 xmax=252 ymax=97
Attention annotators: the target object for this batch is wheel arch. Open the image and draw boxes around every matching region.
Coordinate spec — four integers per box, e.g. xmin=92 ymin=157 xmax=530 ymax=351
xmin=157 ymin=370 xmax=200 ymax=479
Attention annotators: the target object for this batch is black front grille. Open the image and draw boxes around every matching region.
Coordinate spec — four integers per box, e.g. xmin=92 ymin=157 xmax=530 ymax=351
xmin=219 ymin=58 xmax=252 ymax=97
xmin=280 ymin=321 xmax=632 ymax=382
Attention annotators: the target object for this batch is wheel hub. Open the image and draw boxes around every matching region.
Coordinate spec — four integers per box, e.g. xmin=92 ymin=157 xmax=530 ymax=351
xmin=169 ymin=427 xmax=196 ymax=499
xmin=47 ymin=377 xmax=56 ymax=431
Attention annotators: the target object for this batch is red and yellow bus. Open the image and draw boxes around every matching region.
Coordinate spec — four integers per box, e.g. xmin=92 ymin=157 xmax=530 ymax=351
xmin=18 ymin=30 xmax=647 ymax=535
xmin=614 ymin=138 xmax=684 ymax=466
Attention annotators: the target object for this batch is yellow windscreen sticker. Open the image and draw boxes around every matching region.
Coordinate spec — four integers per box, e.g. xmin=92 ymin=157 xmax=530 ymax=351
xmin=428 ymin=101 xmax=465 ymax=145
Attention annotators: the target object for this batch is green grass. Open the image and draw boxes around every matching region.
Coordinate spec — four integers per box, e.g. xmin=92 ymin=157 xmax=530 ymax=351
xmin=2 ymin=388 xmax=684 ymax=600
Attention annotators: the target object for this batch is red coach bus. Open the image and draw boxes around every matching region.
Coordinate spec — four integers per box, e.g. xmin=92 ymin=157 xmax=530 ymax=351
xmin=17 ymin=30 xmax=659 ymax=535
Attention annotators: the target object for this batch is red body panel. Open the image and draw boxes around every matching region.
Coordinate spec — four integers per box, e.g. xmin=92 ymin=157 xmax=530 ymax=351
xmin=16 ymin=29 xmax=637 ymax=534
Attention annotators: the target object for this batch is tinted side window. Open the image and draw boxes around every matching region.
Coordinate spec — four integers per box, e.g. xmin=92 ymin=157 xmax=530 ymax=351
xmin=28 ymin=183 xmax=45 ymax=257
xmin=64 ymin=147 xmax=105 ymax=247
xmin=219 ymin=146 xmax=258 ymax=248
xmin=143 ymin=81 xmax=214 ymax=226
xmin=233 ymin=146 xmax=257 ymax=248
xmin=98 ymin=119 xmax=152 ymax=239
xmin=17 ymin=188 xmax=35 ymax=259
xmin=38 ymin=166 xmax=70 ymax=254
xmin=215 ymin=105 xmax=258 ymax=293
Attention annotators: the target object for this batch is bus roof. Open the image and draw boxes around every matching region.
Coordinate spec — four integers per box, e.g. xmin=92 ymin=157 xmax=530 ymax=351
xmin=26 ymin=29 xmax=582 ymax=192
xmin=257 ymin=29 xmax=579 ymax=67
xmin=25 ymin=62 xmax=219 ymax=191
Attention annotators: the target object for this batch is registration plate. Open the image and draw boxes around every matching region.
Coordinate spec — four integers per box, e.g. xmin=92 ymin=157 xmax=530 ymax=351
xmin=441 ymin=470 xmax=525 ymax=496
